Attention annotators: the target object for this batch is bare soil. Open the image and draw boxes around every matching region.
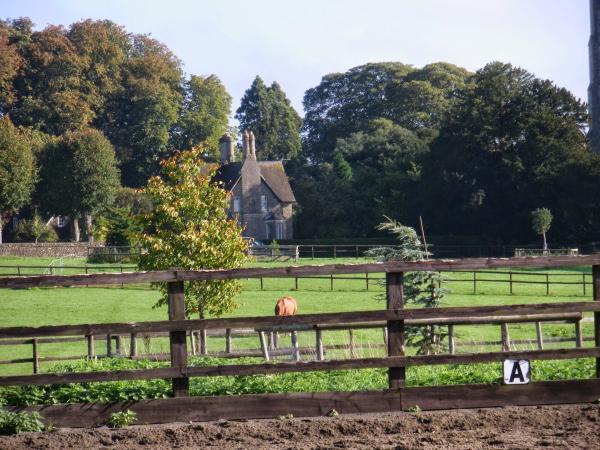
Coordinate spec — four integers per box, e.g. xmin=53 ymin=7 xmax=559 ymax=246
xmin=1 ymin=404 xmax=599 ymax=449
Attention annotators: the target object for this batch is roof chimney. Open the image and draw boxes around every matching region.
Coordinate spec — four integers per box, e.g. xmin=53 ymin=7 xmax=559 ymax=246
xmin=219 ymin=133 xmax=235 ymax=163
xmin=243 ymin=130 xmax=250 ymax=158
xmin=249 ymin=131 xmax=256 ymax=159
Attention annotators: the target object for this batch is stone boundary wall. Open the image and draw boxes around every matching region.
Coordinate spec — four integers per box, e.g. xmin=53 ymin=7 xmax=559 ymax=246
xmin=0 ymin=243 xmax=90 ymax=258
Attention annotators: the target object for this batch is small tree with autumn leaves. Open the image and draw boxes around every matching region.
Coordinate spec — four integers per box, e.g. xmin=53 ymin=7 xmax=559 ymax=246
xmin=138 ymin=146 xmax=248 ymax=318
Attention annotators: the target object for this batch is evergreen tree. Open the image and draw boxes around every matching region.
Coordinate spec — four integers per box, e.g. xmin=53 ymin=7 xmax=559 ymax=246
xmin=235 ymin=76 xmax=301 ymax=160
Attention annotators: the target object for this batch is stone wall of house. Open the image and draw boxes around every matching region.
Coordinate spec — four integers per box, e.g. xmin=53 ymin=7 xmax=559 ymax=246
xmin=0 ymin=243 xmax=91 ymax=258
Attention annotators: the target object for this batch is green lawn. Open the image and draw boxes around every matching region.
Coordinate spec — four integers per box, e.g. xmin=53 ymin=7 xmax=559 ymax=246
xmin=0 ymin=256 xmax=596 ymax=376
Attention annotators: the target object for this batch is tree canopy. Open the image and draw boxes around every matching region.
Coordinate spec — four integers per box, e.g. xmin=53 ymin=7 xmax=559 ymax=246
xmin=172 ymin=74 xmax=231 ymax=158
xmin=36 ymin=128 xmax=120 ymax=240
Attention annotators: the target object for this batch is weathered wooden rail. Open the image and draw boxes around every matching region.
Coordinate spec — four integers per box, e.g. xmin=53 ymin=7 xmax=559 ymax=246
xmin=1 ymin=255 xmax=600 ymax=427
xmin=1 ymin=263 xmax=594 ymax=298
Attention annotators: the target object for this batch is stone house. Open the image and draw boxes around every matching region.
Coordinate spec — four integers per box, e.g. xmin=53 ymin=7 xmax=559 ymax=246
xmin=214 ymin=131 xmax=296 ymax=241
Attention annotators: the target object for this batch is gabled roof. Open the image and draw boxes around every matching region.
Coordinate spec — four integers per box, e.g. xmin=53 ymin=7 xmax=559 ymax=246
xmin=214 ymin=160 xmax=296 ymax=203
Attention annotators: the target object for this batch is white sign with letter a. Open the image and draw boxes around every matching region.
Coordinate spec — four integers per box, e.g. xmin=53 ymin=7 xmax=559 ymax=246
xmin=503 ymin=359 xmax=530 ymax=385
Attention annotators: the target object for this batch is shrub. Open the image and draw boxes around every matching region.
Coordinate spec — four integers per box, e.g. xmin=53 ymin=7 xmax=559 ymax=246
xmin=0 ymin=408 xmax=45 ymax=434
xmin=107 ymin=410 xmax=137 ymax=428
xmin=14 ymin=214 xmax=58 ymax=243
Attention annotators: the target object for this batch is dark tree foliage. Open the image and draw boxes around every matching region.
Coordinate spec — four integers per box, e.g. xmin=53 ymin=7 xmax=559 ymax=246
xmin=421 ymin=62 xmax=598 ymax=243
xmin=236 ymin=76 xmax=301 ymax=160
xmin=291 ymin=119 xmax=428 ymax=238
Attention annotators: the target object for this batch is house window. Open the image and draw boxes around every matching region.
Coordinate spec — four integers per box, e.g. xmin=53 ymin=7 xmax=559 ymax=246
xmin=276 ymin=222 xmax=284 ymax=239
xmin=260 ymin=195 xmax=268 ymax=212
xmin=56 ymin=216 xmax=66 ymax=228
xmin=233 ymin=197 xmax=241 ymax=213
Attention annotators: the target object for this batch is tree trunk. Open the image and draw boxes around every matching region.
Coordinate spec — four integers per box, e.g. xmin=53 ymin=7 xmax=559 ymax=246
xmin=71 ymin=216 xmax=80 ymax=242
xmin=542 ymin=232 xmax=548 ymax=252
xmin=85 ymin=214 xmax=94 ymax=243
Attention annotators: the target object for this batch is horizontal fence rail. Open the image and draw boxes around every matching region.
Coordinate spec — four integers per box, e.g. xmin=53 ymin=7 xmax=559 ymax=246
xmin=1 ymin=255 xmax=600 ymax=288
xmin=2 ymin=302 xmax=600 ymax=339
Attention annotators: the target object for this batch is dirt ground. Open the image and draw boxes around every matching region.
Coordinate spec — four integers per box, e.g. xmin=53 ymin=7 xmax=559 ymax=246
xmin=1 ymin=404 xmax=599 ymax=449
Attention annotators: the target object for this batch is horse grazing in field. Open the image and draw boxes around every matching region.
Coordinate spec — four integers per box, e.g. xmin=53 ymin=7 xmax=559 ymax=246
xmin=271 ymin=296 xmax=298 ymax=351
xmin=274 ymin=296 xmax=297 ymax=316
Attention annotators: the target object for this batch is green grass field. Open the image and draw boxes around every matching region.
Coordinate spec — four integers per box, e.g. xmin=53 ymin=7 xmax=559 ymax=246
xmin=0 ymin=256 xmax=596 ymax=378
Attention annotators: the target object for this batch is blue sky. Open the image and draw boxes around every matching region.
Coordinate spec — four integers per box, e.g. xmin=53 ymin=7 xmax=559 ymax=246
xmin=0 ymin=0 xmax=590 ymax=116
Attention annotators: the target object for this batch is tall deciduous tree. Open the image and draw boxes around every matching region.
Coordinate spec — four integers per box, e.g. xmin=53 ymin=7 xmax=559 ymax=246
xmin=138 ymin=146 xmax=248 ymax=318
xmin=67 ymin=19 xmax=129 ymax=120
xmin=36 ymin=128 xmax=120 ymax=241
xmin=173 ymin=74 xmax=231 ymax=158
xmin=235 ymin=76 xmax=301 ymax=160
xmin=11 ymin=25 xmax=92 ymax=135
xmin=103 ymin=35 xmax=183 ymax=187
xmin=0 ymin=22 xmax=22 ymax=113
xmin=302 ymin=62 xmax=469 ymax=163
xmin=0 ymin=117 xmax=37 ymax=243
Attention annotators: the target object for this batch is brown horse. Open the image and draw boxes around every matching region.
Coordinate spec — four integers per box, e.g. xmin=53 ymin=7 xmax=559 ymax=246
xmin=272 ymin=296 xmax=298 ymax=350
xmin=274 ymin=296 xmax=297 ymax=316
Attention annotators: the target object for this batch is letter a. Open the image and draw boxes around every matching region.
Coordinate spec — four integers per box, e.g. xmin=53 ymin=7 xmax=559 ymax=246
xmin=509 ymin=361 xmax=525 ymax=383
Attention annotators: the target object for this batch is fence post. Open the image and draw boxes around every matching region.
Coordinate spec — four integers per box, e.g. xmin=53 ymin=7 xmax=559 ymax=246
xmin=130 ymin=333 xmax=138 ymax=358
xmin=106 ymin=334 xmax=112 ymax=357
xmin=115 ymin=335 xmax=122 ymax=355
xmin=546 ymin=273 xmax=550 ymax=296
xmin=333 ymin=245 xmax=337 ymax=259
xmin=447 ymin=325 xmax=455 ymax=354
xmin=583 ymin=273 xmax=587 ymax=297
xmin=594 ymin=265 xmax=600 ymax=378
xmin=199 ymin=329 xmax=207 ymax=355
xmin=225 ymin=328 xmax=232 ymax=353
xmin=17 ymin=266 xmax=20 ymax=276
xmin=330 ymin=274 xmax=334 ymax=291
xmin=315 ymin=328 xmax=324 ymax=361
xmin=509 ymin=272 xmax=513 ymax=295
xmin=355 ymin=245 xmax=359 ymax=258
xmin=295 ymin=277 xmax=298 ymax=290
xmin=386 ymin=272 xmax=405 ymax=389
xmin=311 ymin=245 xmax=315 ymax=259
xmin=365 ymin=273 xmax=369 ymax=291
xmin=291 ymin=330 xmax=300 ymax=361
xmin=259 ymin=331 xmax=270 ymax=361
xmin=501 ymin=323 xmax=510 ymax=351
xmin=348 ymin=329 xmax=356 ymax=358
xmin=473 ymin=272 xmax=477 ymax=294
xmin=168 ymin=280 xmax=189 ymax=397
xmin=260 ymin=277 xmax=264 ymax=290
xmin=32 ymin=338 xmax=39 ymax=374
xmin=575 ymin=319 xmax=583 ymax=348
xmin=87 ymin=335 xmax=95 ymax=359
xmin=535 ymin=322 xmax=544 ymax=350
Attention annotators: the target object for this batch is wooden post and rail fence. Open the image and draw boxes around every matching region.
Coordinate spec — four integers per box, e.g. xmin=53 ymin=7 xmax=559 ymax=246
xmin=0 ymin=255 xmax=600 ymax=426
